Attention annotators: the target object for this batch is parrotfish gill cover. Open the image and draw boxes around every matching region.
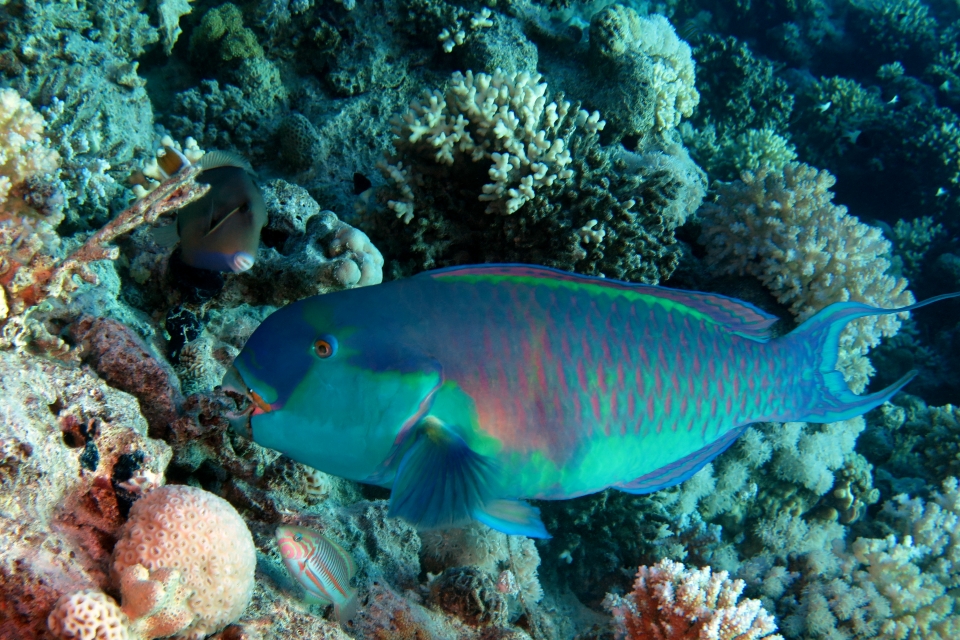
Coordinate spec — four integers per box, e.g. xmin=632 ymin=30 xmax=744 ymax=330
xmin=229 ymin=264 xmax=960 ymax=539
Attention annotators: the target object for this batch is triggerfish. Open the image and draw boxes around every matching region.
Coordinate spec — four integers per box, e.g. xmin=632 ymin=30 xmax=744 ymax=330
xmin=152 ymin=149 xmax=267 ymax=273
xmin=226 ymin=265 xmax=960 ymax=538
xmin=275 ymin=525 xmax=359 ymax=624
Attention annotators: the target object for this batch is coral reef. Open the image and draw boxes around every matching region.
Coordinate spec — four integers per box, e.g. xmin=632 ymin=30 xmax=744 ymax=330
xmin=0 ymin=0 xmax=958 ymax=638
xmin=111 ymin=485 xmax=256 ymax=638
xmin=367 ymin=68 xmax=704 ymax=283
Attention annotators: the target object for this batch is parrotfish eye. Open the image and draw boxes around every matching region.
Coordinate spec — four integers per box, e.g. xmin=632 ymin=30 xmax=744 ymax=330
xmin=294 ymin=533 xmax=303 ymax=542
xmin=313 ymin=335 xmax=338 ymax=359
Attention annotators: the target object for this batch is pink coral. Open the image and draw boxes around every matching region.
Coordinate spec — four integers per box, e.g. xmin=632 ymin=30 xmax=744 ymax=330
xmin=603 ymin=559 xmax=783 ymax=640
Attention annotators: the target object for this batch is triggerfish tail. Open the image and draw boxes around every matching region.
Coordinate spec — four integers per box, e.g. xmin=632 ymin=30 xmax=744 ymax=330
xmin=784 ymin=292 xmax=960 ymax=424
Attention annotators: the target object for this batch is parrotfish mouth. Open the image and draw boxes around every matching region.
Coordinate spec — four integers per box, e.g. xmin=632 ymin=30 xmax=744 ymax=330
xmin=222 ymin=364 xmax=274 ymax=438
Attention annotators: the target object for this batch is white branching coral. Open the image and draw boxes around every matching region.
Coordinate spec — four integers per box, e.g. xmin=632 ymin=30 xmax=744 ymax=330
xmin=604 ymin=558 xmax=784 ymax=640
xmin=785 ymin=478 xmax=960 ymax=638
xmin=381 ymin=69 xmax=604 ymax=222
xmin=438 ymin=8 xmax=493 ymax=53
xmin=590 ymin=7 xmax=699 ymax=132
xmin=699 ymin=162 xmax=914 ymax=393
xmin=0 ymin=88 xmax=60 ymax=210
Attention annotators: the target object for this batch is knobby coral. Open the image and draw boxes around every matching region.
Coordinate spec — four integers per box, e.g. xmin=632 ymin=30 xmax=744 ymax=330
xmin=604 ymin=558 xmax=783 ymax=640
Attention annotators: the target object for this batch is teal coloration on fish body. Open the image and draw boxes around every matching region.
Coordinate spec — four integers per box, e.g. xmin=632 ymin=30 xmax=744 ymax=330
xmin=227 ymin=264 xmax=960 ymax=538
xmin=155 ymin=150 xmax=267 ymax=273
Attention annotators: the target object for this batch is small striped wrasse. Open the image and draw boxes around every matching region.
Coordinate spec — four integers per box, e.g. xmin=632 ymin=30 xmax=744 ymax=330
xmin=229 ymin=264 xmax=960 ymax=539
xmin=275 ymin=525 xmax=358 ymax=624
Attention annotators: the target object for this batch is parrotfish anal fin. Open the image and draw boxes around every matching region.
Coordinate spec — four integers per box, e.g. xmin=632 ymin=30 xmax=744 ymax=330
xmin=614 ymin=425 xmax=747 ymax=494
xmin=422 ymin=263 xmax=779 ymax=341
xmin=475 ymin=499 xmax=550 ymax=539
xmin=388 ymin=416 xmax=498 ymax=530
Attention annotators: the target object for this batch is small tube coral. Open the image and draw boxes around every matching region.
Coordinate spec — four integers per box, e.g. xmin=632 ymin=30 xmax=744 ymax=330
xmin=604 ymin=558 xmax=784 ymax=640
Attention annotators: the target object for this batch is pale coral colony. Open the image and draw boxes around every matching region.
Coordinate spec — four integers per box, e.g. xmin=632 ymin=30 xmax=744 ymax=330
xmin=1 ymin=0 xmax=959 ymax=638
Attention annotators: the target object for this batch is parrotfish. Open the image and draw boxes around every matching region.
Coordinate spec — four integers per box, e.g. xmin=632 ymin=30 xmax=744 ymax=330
xmin=152 ymin=149 xmax=267 ymax=273
xmin=226 ymin=265 xmax=960 ymax=538
xmin=275 ymin=525 xmax=358 ymax=624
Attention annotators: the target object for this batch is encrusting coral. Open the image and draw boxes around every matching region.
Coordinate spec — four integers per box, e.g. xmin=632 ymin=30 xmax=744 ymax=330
xmin=698 ymin=162 xmax=914 ymax=393
xmin=603 ymin=558 xmax=784 ymax=640
xmin=588 ymin=6 xmax=700 ymax=135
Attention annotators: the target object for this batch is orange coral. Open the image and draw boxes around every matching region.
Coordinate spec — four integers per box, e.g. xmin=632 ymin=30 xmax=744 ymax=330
xmin=604 ymin=559 xmax=783 ymax=640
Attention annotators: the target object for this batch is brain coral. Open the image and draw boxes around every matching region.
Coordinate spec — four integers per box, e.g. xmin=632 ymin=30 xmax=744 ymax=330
xmin=111 ymin=485 xmax=256 ymax=639
xmin=698 ymin=162 xmax=914 ymax=393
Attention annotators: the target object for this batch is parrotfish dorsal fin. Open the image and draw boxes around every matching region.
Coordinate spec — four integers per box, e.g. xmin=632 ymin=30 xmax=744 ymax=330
xmin=199 ymin=150 xmax=256 ymax=175
xmin=423 ymin=263 xmax=779 ymax=341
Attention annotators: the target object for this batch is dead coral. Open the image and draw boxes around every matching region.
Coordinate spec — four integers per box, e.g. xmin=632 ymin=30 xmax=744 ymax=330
xmin=69 ymin=316 xmax=184 ymax=439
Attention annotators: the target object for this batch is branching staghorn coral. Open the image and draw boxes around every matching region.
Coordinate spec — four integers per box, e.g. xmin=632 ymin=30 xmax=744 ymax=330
xmin=380 ymin=68 xmax=604 ymax=222
xmin=698 ymin=162 xmax=914 ymax=393
xmin=603 ymin=558 xmax=784 ymax=640
xmin=1 ymin=163 xmax=209 ymax=352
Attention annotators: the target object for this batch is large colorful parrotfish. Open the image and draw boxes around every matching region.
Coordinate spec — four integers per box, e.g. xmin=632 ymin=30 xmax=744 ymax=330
xmin=225 ymin=265 xmax=959 ymax=538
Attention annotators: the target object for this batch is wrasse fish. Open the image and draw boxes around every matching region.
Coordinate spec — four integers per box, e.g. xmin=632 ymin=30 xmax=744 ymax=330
xmin=275 ymin=525 xmax=358 ymax=624
xmin=227 ymin=265 xmax=960 ymax=538
xmin=152 ymin=148 xmax=267 ymax=273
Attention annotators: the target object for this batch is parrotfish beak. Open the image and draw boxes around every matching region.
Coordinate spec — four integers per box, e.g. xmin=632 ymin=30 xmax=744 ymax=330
xmin=222 ymin=364 xmax=274 ymax=438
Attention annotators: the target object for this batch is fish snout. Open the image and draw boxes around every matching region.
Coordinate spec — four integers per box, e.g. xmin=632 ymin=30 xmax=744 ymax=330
xmin=221 ymin=364 xmax=274 ymax=438
xmin=231 ymin=252 xmax=256 ymax=273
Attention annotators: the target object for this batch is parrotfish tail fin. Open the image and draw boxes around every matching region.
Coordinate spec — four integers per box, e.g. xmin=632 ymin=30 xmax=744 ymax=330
xmin=788 ymin=292 xmax=960 ymax=423
xmin=614 ymin=425 xmax=747 ymax=494
xmin=388 ymin=416 xmax=551 ymax=538
xmin=334 ymin=590 xmax=359 ymax=627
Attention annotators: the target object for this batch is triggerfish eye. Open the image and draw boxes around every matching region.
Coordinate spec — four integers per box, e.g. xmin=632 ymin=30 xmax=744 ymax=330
xmin=313 ymin=336 xmax=337 ymax=359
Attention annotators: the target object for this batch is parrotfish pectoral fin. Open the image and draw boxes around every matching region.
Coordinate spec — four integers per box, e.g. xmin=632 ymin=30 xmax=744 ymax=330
xmin=614 ymin=425 xmax=747 ymax=494
xmin=388 ymin=416 xmax=498 ymax=530
xmin=475 ymin=499 xmax=550 ymax=539
xmin=788 ymin=292 xmax=960 ymax=423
